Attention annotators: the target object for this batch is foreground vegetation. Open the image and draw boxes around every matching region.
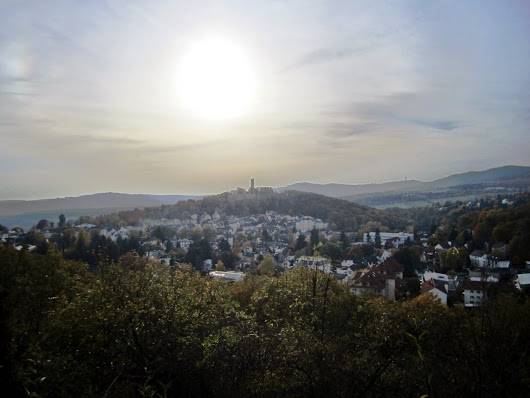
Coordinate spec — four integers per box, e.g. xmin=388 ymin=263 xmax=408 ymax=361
xmin=1 ymin=247 xmax=529 ymax=397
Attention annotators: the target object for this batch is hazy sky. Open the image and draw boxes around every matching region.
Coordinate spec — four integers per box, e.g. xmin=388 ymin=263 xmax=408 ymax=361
xmin=1 ymin=0 xmax=529 ymax=199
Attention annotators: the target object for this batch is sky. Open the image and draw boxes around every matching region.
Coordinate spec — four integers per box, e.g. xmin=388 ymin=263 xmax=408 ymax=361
xmin=1 ymin=0 xmax=529 ymax=199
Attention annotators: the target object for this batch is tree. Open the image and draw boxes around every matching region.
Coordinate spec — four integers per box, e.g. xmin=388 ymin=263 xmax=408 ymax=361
xmin=339 ymin=231 xmax=349 ymax=251
xmin=375 ymin=228 xmax=382 ymax=249
xmin=294 ymin=234 xmax=307 ymax=252
xmin=310 ymin=228 xmax=320 ymax=252
xmin=261 ymin=229 xmax=271 ymax=242
xmin=492 ymin=222 xmax=514 ymax=243
xmin=509 ymin=234 xmax=530 ymax=268
xmin=35 ymin=219 xmax=49 ymax=230
xmin=58 ymin=214 xmax=66 ymax=228
xmin=439 ymin=247 xmax=468 ymax=271
xmin=393 ymin=247 xmax=421 ymax=277
xmin=2 ymin=246 xmax=530 ymax=397
xmin=218 ymin=238 xmax=237 ymax=268
xmin=184 ymin=238 xmax=212 ymax=269
xmin=152 ymin=226 xmax=172 ymax=241
xmin=218 ymin=238 xmax=231 ymax=253
xmin=473 ymin=222 xmax=491 ymax=249
xmin=258 ymin=255 xmax=277 ymax=276
xmin=321 ymin=242 xmax=343 ymax=262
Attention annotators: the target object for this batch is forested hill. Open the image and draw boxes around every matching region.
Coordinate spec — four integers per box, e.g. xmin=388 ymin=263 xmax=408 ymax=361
xmin=89 ymin=190 xmax=410 ymax=231
xmin=281 ymin=165 xmax=530 ymax=197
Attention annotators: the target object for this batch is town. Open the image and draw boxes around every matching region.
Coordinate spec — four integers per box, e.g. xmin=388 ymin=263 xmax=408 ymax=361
xmin=3 ymin=180 xmax=529 ymax=309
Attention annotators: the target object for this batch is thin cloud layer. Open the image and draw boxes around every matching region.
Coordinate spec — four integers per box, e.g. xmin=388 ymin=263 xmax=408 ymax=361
xmin=0 ymin=0 xmax=529 ymax=199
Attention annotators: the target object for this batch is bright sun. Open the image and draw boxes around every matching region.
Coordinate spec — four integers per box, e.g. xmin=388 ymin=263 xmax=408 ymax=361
xmin=177 ymin=37 xmax=257 ymax=119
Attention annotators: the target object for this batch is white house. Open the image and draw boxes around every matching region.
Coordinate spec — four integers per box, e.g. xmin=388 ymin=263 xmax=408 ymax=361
xmin=515 ymin=273 xmax=530 ymax=291
xmin=209 ymin=271 xmax=245 ymax=282
xmin=469 ymin=251 xmax=487 ymax=267
xmin=100 ymin=227 xmax=129 ymax=242
xmin=495 ymin=260 xmax=511 ymax=269
xmin=295 ymin=256 xmax=332 ymax=273
xmin=177 ymin=239 xmax=193 ymax=250
xmin=462 ymin=279 xmax=491 ymax=308
xmin=377 ymin=250 xmax=393 ymax=263
xmin=364 ymin=232 xmax=413 ymax=246
xmin=421 ymin=279 xmax=448 ymax=305
xmin=295 ymin=217 xmax=328 ymax=233
xmin=469 ymin=251 xmax=510 ymax=269
xmin=335 ymin=261 xmax=354 ymax=281
xmin=423 ymin=271 xmax=450 ymax=283
xmin=14 ymin=245 xmax=36 ymax=252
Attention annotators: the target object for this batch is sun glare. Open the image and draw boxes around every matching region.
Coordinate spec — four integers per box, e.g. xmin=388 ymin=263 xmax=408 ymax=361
xmin=176 ymin=37 xmax=257 ymax=120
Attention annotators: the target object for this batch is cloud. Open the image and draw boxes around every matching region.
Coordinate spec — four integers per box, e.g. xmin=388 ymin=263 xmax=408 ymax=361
xmin=1 ymin=0 xmax=529 ymax=197
xmin=325 ymin=121 xmax=380 ymax=137
xmin=322 ymin=92 xmax=465 ymax=135
xmin=410 ymin=119 xmax=461 ymax=131
xmin=285 ymin=46 xmax=371 ymax=71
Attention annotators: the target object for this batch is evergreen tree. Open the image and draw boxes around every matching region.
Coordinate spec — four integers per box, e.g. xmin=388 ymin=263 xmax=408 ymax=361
xmin=295 ymin=234 xmax=307 ymax=252
xmin=339 ymin=231 xmax=349 ymax=251
xmin=261 ymin=228 xmax=271 ymax=242
xmin=35 ymin=219 xmax=49 ymax=230
xmin=375 ymin=228 xmax=382 ymax=248
xmin=310 ymin=228 xmax=320 ymax=253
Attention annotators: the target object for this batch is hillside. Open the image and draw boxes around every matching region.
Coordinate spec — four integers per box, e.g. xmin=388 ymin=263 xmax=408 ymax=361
xmin=0 ymin=193 xmax=199 ymax=229
xmin=426 ymin=165 xmax=530 ymax=188
xmin=282 ymin=180 xmax=423 ymax=197
xmin=91 ymin=190 xmax=410 ymax=232
xmin=282 ymin=165 xmax=530 ymax=208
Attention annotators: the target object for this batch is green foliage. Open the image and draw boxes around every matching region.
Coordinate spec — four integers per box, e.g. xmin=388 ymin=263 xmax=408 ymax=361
xmin=320 ymin=241 xmax=343 ymax=262
xmin=393 ymin=247 xmax=422 ymax=277
xmin=36 ymin=219 xmax=49 ymax=230
xmin=397 ymin=194 xmax=530 ymax=267
xmin=257 ymin=255 xmax=277 ymax=276
xmin=309 ymin=228 xmax=320 ymax=251
xmin=218 ymin=238 xmax=237 ymax=269
xmin=294 ymin=234 xmax=307 ymax=252
xmin=1 ymin=247 xmax=530 ymax=397
xmin=184 ymin=238 xmax=212 ymax=269
xmin=374 ymin=228 xmax=382 ymax=249
xmin=88 ymin=191 xmax=410 ymax=232
xmin=439 ymin=247 xmax=469 ymax=272
xmin=151 ymin=225 xmax=173 ymax=241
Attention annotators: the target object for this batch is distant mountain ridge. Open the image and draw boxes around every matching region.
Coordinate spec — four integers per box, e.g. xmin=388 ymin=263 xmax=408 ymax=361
xmin=0 ymin=193 xmax=199 ymax=228
xmin=424 ymin=165 xmax=530 ymax=188
xmin=282 ymin=180 xmax=424 ymax=197
xmin=2 ymin=165 xmax=528 ymax=228
xmin=0 ymin=192 xmax=199 ymax=217
xmin=279 ymin=165 xmax=530 ymax=207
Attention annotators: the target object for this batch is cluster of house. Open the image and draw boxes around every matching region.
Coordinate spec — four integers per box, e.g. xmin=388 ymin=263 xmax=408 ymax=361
xmin=1 ymin=228 xmax=25 ymax=245
xmin=363 ymin=232 xmax=414 ymax=247
xmin=1 ymin=228 xmax=42 ymax=252
xmin=2 ymin=186 xmax=528 ymax=307
xmin=142 ymin=212 xmax=330 ymax=240
xmin=139 ymin=211 xmax=336 ymax=265
xmin=278 ymin=249 xmax=530 ymax=306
